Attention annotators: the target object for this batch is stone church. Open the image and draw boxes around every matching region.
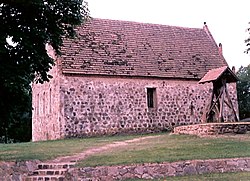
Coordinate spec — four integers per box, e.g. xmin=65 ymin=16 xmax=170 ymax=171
xmin=32 ymin=18 xmax=238 ymax=141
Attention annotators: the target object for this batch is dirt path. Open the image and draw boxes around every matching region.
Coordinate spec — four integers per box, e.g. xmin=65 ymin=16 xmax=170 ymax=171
xmin=50 ymin=135 xmax=160 ymax=163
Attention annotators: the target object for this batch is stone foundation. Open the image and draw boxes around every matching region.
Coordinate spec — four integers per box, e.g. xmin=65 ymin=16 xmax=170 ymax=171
xmin=173 ymin=122 xmax=250 ymax=136
xmin=67 ymin=158 xmax=250 ymax=180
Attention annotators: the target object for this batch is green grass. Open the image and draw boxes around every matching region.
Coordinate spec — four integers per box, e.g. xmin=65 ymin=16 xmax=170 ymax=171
xmin=2 ymin=133 xmax=250 ymax=180
xmin=2 ymin=132 xmax=250 ymax=168
xmin=0 ymin=134 xmax=143 ymax=161
xmin=124 ymin=171 xmax=250 ymax=181
xmin=78 ymin=133 xmax=250 ymax=167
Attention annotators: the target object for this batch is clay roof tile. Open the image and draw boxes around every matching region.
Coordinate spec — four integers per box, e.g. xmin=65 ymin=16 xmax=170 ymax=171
xmin=60 ymin=18 xmax=228 ymax=79
xmin=199 ymin=66 xmax=238 ymax=84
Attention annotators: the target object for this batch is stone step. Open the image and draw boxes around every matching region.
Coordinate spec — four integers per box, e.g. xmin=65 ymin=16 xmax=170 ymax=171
xmin=32 ymin=168 xmax=68 ymax=176
xmin=25 ymin=162 xmax=75 ymax=181
xmin=25 ymin=175 xmax=65 ymax=181
xmin=37 ymin=162 xmax=76 ymax=169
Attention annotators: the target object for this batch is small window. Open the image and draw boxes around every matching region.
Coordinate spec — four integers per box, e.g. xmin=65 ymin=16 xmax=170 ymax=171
xmin=37 ymin=94 xmax=39 ymax=116
xmin=147 ymin=88 xmax=156 ymax=108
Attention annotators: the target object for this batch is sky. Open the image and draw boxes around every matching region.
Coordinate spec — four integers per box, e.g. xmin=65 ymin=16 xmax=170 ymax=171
xmin=87 ymin=0 xmax=250 ymax=70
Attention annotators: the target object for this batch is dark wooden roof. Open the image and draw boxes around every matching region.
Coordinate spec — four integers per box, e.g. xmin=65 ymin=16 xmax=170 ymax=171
xmin=199 ymin=66 xmax=238 ymax=84
xmin=60 ymin=18 xmax=228 ymax=79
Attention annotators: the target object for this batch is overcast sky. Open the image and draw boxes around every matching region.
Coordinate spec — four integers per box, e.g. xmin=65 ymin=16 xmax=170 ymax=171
xmin=87 ymin=0 xmax=250 ymax=70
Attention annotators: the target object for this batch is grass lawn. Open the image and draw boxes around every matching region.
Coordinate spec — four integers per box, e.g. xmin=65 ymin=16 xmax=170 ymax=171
xmin=0 ymin=134 xmax=143 ymax=161
xmin=78 ymin=133 xmax=250 ymax=167
xmin=2 ymin=133 xmax=250 ymax=180
xmin=1 ymin=132 xmax=250 ymax=166
xmin=124 ymin=171 xmax=250 ymax=181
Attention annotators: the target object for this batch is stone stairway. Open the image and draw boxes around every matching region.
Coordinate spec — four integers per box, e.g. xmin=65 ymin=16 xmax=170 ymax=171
xmin=25 ymin=162 xmax=76 ymax=181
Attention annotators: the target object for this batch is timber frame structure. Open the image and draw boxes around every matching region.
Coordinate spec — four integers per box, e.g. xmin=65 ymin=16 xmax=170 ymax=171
xmin=199 ymin=66 xmax=239 ymax=123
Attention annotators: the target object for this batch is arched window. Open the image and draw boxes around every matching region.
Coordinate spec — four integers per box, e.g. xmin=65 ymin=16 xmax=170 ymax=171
xmin=37 ymin=93 xmax=39 ymax=116
xmin=49 ymin=88 xmax=52 ymax=113
xmin=43 ymin=92 xmax=45 ymax=115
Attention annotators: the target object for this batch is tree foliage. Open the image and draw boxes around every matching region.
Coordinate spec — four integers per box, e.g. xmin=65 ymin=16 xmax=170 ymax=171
xmin=236 ymin=65 xmax=250 ymax=120
xmin=0 ymin=0 xmax=89 ymax=143
xmin=246 ymin=22 xmax=250 ymax=54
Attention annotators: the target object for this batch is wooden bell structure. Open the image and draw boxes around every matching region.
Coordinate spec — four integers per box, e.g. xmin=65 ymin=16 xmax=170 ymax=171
xmin=199 ymin=66 xmax=239 ymax=123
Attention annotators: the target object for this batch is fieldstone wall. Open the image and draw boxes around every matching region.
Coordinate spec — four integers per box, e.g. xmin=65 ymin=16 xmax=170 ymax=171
xmin=32 ymin=64 xmax=62 ymax=141
xmin=0 ymin=160 xmax=39 ymax=181
xmin=67 ymin=158 xmax=250 ymax=180
xmin=60 ymin=75 xmax=238 ymax=138
xmin=1 ymin=158 xmax=250 ymax=180
xmin=32 ymin=46 xmax=63 ymax=141
xmin=173 ymin=123 xmax=250 ymax=136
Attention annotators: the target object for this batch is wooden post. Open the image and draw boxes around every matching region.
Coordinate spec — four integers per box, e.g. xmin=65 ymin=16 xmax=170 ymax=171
xmin=199 ymin=66 xmax=239 ymax=123
xmin=219 ymin=83 xmax=225 ymax=122
xmin=206 ymin=86 xmax=223 ymax=123
xmin=203 ymin=88 xmax=215 ymax=123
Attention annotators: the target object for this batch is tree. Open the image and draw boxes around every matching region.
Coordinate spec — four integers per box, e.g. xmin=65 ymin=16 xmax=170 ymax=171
xmin=236 ymin=65 xmax=250 ymax=120
xmin=0 ymin=0 xmax=89 ymax=142
xmin=246 ymin=22 xmax=250 ymax=54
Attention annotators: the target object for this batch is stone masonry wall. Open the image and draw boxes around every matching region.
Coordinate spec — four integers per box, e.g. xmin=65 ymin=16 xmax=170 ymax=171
xmin=67 ymin=158 xmax=250 ymax=180
xmin=0 ymin=160 xmax=39 ymax=181
xmin=174 ymin=122 xmax=250 ymax=136
xmin=32 ymin=46 xmax=63 ymax=141
xmin=60 ymin=75 xmax=238 ymax=138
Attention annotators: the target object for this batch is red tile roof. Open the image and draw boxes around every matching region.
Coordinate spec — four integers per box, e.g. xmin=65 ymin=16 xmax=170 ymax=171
xmin=199 ymin=66 xmax=238 ymax=84
xmin=60 ymin=18 xmax=228 ymax=79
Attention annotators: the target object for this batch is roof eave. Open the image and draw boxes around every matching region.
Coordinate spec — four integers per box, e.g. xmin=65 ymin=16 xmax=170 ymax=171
xmin=199 ymin=66 xmax=239 ymax=84
xmin=62 ymin=70 xmax=201 ymax=81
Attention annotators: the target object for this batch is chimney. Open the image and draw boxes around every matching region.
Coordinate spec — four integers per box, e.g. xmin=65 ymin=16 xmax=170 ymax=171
xmin=218 ymin=43 xmax=223 ymax=55
xmin=232 ymin=66 xmax=236 ymax=74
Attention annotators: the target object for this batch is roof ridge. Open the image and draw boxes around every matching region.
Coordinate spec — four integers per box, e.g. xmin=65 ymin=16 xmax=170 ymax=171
xmin=90 ymin=17 xmax=204 ymax=31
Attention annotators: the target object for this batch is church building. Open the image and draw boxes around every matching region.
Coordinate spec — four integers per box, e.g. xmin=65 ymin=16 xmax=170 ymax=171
xmin=32 ymin=19 xmax=238 ymax=141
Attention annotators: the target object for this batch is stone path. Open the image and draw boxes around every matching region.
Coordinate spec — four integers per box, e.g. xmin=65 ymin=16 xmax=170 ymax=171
xmin=25 ymin=135 xmax=160 ymax=180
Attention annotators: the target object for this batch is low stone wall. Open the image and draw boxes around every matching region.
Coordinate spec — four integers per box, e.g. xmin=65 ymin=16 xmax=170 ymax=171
xmin=173 ymin=123 xmax=250 ymax=136
xmin=2 ymin=158 xmax=250 ymax=180
xmin=0 ymin=160 xmax=39 ymax=181
xmin=67 ymin=158 xmax=250 ymax=181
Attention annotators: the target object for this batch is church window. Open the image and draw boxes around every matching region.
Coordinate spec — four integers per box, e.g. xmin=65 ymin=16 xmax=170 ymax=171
xmin=147 ymin=88 xmax=157 ymax=108
xmin=37 ymin=93 xmax=39 ymax=116
xmin=49 ymin=88 xmax=52 ymax=113
xmin=42 ymin=92 xmax=45 ymax=115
